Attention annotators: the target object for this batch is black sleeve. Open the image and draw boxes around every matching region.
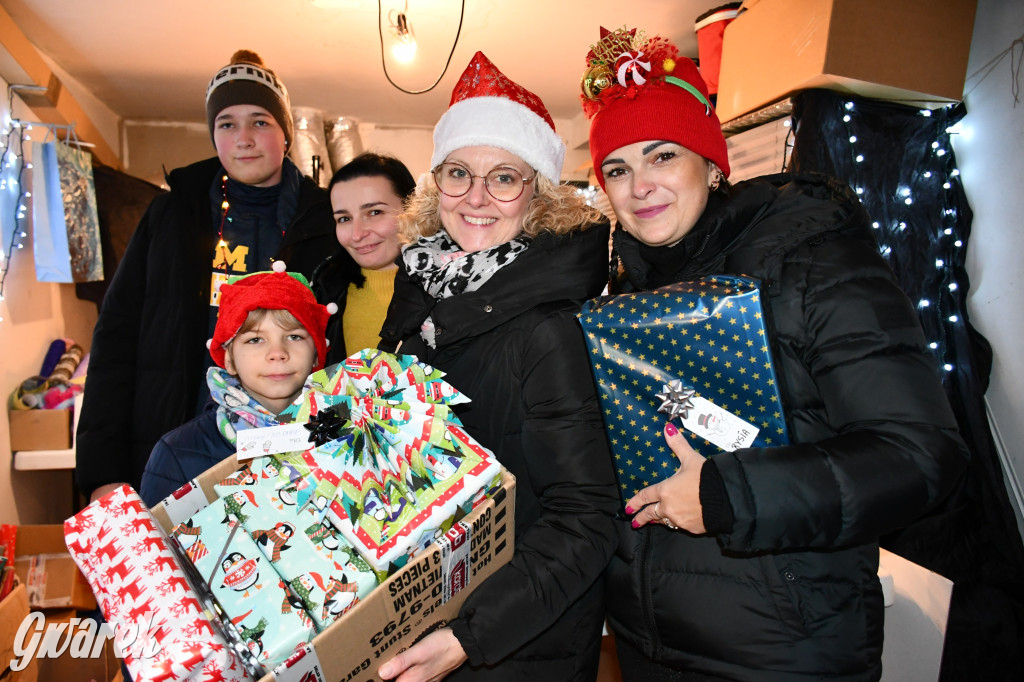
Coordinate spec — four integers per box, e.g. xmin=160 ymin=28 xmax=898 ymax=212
xmin=713 ymin=236 xmax=968 ymax=552
xmin=75 ymin=202 xmax=157 ymax=497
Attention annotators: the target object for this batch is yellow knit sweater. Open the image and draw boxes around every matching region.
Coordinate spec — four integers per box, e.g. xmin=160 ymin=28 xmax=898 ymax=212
xmin=343 ymin=267 xmax=396 ymax=354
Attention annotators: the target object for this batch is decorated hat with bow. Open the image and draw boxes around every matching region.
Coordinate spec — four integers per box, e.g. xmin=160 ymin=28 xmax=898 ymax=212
xmin=580 ymin=26 xmax=730 ymax=188
xmin=431 ymin=51 xmax=565 ymax=184
xmin=208 ymin=261 xmax=336 ymax=371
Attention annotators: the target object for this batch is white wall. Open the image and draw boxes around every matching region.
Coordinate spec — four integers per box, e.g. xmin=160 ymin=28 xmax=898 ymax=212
xmin=954 ymin=0 xmax=1024 ymax=534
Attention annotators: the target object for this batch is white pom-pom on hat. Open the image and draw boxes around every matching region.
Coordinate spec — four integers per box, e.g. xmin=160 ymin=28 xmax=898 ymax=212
xmin=326 ymin=302 xmax=339 ymax=315
xmin=272 ymin=260 xmax=287 ymax=273
xmin=206 ymin=339 xmax=212 ymax=350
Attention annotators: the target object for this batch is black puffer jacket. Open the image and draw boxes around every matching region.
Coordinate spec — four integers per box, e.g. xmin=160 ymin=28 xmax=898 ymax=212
xmin=379 ymin=222 xmax=620 ymax=681
xmin=608 ymin=174 xmax=968 ymax=681
xmin=76 ymin=157 xmax=356 ymax=498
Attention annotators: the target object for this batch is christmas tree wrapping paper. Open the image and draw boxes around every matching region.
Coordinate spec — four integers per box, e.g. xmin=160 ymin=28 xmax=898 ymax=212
xmin=263 ymin=350 xmax=503 ymax=579
xmin=578 ymin=276 xmax=790 ymax=503
xmin=170 ymin=499 xmax=316 ymax=673
xmin=64 ymin=485 xmax=249 ymax=682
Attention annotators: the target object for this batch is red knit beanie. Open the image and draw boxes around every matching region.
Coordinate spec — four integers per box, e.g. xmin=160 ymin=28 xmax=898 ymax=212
xmin=208 ymin=262 xmax=334 ymax=371
xmin=581 ymin=27 xmax=730 ymax=189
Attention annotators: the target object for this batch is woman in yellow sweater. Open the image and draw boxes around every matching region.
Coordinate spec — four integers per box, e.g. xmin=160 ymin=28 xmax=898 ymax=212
xmin=328 ymin=153 xmax=416 ymax=353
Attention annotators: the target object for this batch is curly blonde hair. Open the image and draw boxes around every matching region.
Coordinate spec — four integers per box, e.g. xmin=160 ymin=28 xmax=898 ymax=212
xmin=398 ymin=174 xmax=603 ymax=243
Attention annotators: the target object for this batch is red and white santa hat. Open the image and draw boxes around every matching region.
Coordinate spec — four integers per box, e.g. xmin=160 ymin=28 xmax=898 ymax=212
xmin=207 ymin=261 xmax=336 ymax=371
xmin=431 ymin=51 xmax=565 ymax=184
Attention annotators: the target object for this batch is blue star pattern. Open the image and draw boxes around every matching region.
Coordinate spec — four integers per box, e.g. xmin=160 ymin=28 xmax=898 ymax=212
xmin=578 ymin=275 xmax=790 ymax=502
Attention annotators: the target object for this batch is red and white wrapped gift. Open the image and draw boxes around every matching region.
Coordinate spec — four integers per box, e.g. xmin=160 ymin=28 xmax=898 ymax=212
xmin=64 ymin=485 xmax=251 ymax=682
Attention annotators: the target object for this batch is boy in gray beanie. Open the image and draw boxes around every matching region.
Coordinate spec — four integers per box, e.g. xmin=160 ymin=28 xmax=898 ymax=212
xmin=76 ymin=50 xmax=360 ymax=504
xmin=206 ymin=49 xmax=294 ymax=151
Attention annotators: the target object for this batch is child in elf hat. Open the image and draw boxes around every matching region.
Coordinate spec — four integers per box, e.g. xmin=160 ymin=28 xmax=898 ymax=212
xmin=139 ymin=262 xmax=334 ymax=507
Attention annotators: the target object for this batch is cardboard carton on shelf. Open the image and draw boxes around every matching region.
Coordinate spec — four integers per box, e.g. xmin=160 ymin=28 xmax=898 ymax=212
xmin=715 ymin=0 xmax=977 ymax=123
xmin=150 ymin=454 xmax=516 ymax=682
xmin=7 ymin=409 xmax=71 ymax=452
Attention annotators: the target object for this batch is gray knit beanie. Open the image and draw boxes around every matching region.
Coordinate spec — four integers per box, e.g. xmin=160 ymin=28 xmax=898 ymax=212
xmin=205 ymin=50 xmax=293 ymax=149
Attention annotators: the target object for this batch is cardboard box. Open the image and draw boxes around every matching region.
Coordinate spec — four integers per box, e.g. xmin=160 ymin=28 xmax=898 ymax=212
xmin=0 ymin=580 xmax=39 ymax=681
xmin=35 ymin=609 xmax=120 ymax=682
xmin=152 ymin=455 xmax=516 ymax=682
xmin=13 ymin=526 xmax=97 ymax=611
xmin=0 ymin=593 xmax=117 ymax=682
xmin=7 ymin=409 xmax=71 ymax=451
xmin=715 ymin=0 xmax=977 ymax=123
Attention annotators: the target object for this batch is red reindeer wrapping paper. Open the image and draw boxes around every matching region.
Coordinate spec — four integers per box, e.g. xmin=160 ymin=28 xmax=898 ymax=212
xmin=64 ymin=485 xmax=250 ymax=682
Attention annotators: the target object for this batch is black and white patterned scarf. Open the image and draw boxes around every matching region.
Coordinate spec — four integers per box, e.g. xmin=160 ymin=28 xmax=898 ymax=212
xmin=401 ymin=228 xmax=530 ymax=347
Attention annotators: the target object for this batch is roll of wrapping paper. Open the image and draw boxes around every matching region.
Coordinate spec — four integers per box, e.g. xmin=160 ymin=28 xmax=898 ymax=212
xmin=289 ymin=107 xmax=331 ymax=188
xmin=8 ymin=376 xmax=47 ymax=410
xmin=48 ymin=343 xmax=83 ymax=383
xmin=38 ymin=339 xmax=68 ymax=377
xmin=64 ymin=485 xmax=249 ymax=682
xmin=324 ymin=116 xmax=363 ymax=174
xmin=0 ymin=524 xmax=16 ymax=600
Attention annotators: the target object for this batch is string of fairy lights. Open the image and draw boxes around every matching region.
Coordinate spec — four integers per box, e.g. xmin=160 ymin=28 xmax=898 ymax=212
xmin=0 ymin=85 xmax=79 ymax=320
xmin=832 ymin=98 xmax=968 ymax=377
xmin=0 ymin=95 xmax=33 ymax=314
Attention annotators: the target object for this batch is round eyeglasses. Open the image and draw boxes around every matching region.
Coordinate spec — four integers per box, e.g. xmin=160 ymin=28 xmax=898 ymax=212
xmin=432 ymin=162 xmax=535 ymax=202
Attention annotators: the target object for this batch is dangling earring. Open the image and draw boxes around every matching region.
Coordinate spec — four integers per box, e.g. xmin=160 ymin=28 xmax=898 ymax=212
xmin=708 ymin=165 xmax=722 ymax=192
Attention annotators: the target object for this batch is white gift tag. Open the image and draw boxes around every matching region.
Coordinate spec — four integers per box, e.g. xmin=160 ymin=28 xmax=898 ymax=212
xmin=680 ymin=396 xmax=759 ymax=452
xmin=235 ymin=422 xmax=311 ymax=460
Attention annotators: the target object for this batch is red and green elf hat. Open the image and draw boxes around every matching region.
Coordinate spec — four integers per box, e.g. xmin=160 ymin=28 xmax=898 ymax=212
xmin=207 ymin=261 xmax=336 ymax=371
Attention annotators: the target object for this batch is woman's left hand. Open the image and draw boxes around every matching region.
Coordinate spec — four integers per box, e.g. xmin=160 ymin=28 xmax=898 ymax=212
xmin=625 ymin=423 xmax=706 ymax=534
xmin=378 ymin=628 xmax=468 ymax=682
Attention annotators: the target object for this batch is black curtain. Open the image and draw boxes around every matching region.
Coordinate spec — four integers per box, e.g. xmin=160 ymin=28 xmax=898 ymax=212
xmin=790 ymin=88 xmax=1024 ymax=680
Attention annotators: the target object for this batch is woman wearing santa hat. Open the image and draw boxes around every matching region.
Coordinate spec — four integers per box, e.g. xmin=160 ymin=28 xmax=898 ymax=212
xmin=377 ymin=52 xmax=619 ymax=681
xmin=580 ymin=27 xmax=967 ymax=681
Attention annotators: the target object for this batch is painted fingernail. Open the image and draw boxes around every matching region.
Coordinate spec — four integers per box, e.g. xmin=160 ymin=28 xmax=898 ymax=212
xmin=624 ymin=504 xmax=635 ymax=515
xmin=631 ymin=520 xmax=639 ymax=529
xmin=665 ymin=422 xmax=679 ymax=436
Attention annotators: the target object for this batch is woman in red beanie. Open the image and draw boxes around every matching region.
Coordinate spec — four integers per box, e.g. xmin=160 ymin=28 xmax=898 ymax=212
xmin=581 ymin=27 xmax=967 ymax=682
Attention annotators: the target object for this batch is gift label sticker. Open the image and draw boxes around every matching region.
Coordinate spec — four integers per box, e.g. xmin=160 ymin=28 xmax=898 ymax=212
xmin=681 ymin=396 xmax=759 ymax=452
xmin=271 ymin=642 xmax=325 ymax=682
xmin=159 ymin=479 xmax=211 ymax=527
xmin=236 ymin=423 xmax=311 ymax=460
xmin=437 ymin=521 xmax=471 ymax=603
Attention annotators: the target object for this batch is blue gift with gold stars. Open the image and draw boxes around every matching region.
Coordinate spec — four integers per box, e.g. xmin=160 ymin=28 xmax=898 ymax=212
xmin=578 ymin=275 xmax=790 ymax=503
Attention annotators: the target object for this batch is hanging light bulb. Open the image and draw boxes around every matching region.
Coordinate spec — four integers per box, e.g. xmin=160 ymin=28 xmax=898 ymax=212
xmin=391 ymin=6 xmax=417 ymax=63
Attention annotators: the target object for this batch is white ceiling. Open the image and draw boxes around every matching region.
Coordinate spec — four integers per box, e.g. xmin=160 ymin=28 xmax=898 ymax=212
xmin=2 ymin=0 xmax=727 ymax=127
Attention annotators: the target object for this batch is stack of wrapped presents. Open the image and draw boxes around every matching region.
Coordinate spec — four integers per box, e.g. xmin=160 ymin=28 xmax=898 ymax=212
xmin=63 ymin=350 xmax=511 ymax=681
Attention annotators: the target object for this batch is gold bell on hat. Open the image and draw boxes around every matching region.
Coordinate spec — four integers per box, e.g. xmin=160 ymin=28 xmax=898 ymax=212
xmin=581 ymin=63 xmax=614 ymax=100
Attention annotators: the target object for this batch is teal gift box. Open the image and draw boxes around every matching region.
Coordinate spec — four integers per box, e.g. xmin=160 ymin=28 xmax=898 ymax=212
xmin=578 ymin=275 xmax=790 ymax=502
